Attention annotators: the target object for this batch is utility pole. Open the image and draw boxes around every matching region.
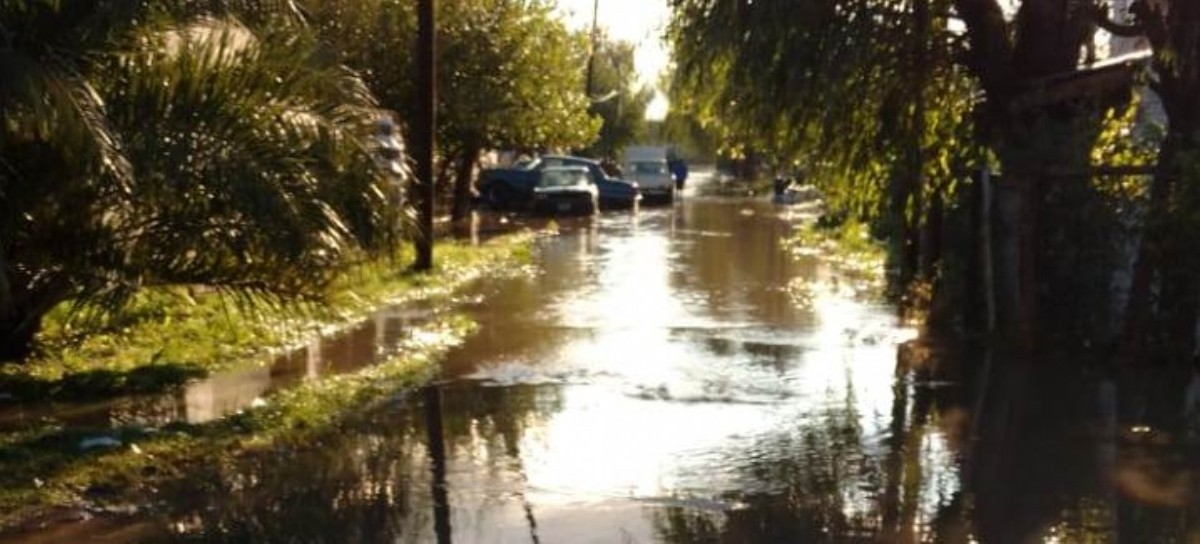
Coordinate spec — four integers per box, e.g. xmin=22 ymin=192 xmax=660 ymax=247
xmin=414 ymin=0 xmax=436 ymax=271
xmin=585 ymin=0 xmax=599 ymax=97
xmin=424 ymin=385 xmax=451 ymax=544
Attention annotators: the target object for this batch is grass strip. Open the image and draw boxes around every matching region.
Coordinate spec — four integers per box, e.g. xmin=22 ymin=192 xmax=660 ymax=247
xmin=1 ymin=236 xmax=533 ymax=401
xmin=0 ymin=234 xmax=535 ymax=530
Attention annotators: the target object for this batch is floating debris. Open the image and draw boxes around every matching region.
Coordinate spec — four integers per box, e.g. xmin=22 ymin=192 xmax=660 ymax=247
xmin=79 ymin=436 xmax=123 ymax=450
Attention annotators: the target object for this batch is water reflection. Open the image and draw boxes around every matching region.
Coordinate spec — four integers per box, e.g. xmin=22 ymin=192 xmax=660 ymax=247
xmin=10 ymin=188 xmax=1199 ymax=543
xmin=0 ymin=308 xmax=435 ymax=431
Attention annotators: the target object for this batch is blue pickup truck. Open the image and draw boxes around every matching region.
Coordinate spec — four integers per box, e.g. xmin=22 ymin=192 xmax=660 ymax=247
xmin=478 ymin=155 xmax=640 ymax=210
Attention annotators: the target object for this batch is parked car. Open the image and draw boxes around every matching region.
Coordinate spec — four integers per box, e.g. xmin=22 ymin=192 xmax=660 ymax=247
xmin=532 ymin=167 xmax=598 ymax=215
xmin=623 ymin=146 xmax=675 ymax=203
xmin=624 ymin=159 xmax=674 ymax=203
xmin=478 ymin=155 xmax=639 ymax=210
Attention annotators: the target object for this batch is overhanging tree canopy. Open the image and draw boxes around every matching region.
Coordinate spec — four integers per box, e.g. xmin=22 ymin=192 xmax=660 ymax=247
xmin=0 ymin=1 xmax=404 ymax=361
xmin=305 ymin=0 xmax=601 ymax=220
xmin=667 ymin=0 xmax=1180 ymax=346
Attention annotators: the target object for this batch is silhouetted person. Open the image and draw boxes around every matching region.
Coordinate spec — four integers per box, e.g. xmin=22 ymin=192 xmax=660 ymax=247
xmin=669 ymin=158 xmax=688 ymax=189
xmin=600 ymin=157 xmax=623 ymax=178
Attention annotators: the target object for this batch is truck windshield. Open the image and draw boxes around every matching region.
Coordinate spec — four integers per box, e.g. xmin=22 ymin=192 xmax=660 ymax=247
xmin=539 ymin=170 xmax=589 ymax=187
xmin=632 ymin=162 xmax=667 ymax=175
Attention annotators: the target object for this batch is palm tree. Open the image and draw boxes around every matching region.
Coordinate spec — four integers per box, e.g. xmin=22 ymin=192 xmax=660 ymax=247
xmin=0 ymin=2 xmax=407 ymax=362
xmin=0 ymin=0 xmax=140 ymax=360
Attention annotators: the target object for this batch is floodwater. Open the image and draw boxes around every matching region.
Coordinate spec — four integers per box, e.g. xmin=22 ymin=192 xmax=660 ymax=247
xmin=8 ymin=173 xmax=1200 ymax=542
xmin=0 ymin=306 xmax=439 ymax=431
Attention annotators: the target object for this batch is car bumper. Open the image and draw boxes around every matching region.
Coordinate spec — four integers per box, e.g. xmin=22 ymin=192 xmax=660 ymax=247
xmin=532 ymin=196 xmax=596 ymax=215
xmin=598 ymin=193 xmax=640 ymax=209
xmin=640 ymin=186 xmax=674 ymax=202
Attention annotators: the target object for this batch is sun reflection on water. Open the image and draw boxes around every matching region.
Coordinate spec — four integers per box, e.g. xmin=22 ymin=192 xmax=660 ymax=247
xmin=455 ymin=202 xmax=947 ymax=539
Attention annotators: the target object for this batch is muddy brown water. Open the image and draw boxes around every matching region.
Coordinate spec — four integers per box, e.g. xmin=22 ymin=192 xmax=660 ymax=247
xmin=5 ymin=174 xmax=1200 ymax=542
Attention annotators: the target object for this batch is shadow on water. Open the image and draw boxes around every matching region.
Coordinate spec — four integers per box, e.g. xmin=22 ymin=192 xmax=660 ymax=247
xmin=0 ymin=306 xmax=437 ymax=432
xmin=5 ymin=174 xmax=1199 ymax=542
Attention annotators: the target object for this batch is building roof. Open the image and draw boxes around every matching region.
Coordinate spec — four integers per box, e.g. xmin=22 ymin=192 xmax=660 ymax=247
xmin=1010 ymin=50 xmax=1153 ymax=111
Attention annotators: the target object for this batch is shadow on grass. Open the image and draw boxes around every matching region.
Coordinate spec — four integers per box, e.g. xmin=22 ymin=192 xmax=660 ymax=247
xmin=0 ymin=391 xmax=346 ymax=527
xmin=0 ymin=419 xmax=215 ymax=527
xmin=0 ymin=363 xmax=207 ymax=403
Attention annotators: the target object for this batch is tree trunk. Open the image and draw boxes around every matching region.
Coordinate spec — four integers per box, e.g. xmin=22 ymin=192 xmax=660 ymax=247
xmin=920 ymin=184 xmax=944 ymax=280
xmin=1115 ymin=0 xmax=1200 ymax=365
xmin=1160 ymin=130 xmax=1200 ymax=360
xmin=1119 ymin=130 xmax=1182 ymax=365
xmin=0 ymin=269 xmax=71 ymax=364
xmin=1161 ymin=266 xmax=1198 ymax=360
xmin=413 ymin=0 xmax=436 ymax=271
xmin=912 ymin=0 xmax=931 ymax=284
xmin=952 ymin=0 xmax=1107 ymax=347
xmin=886 ymin=0 xmax=931 ymax=294
xmin=0 ymin=320 xmax=38 ymax=362
xmin=964 ymin=170 xmax=996 ymax=332
xmin=1018 ymin=171 xmax=1039 ymax=350
xmin=0 ymin=301 xmax=45 ymax=363
xmin=890 ymin=169 xmax=921 ymax=289
xmin=451 ymin=145 xmax=480 ymax=223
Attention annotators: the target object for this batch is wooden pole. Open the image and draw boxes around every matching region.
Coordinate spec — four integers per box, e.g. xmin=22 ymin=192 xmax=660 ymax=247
xmin=423 ymin=385 xmax=451 ymax=544
xmin=585 ymin=0 xmax=599 ymax=97
xmin=982 ymin=169 xmax=996 ymax=333
xmin=414 ymin=0 xmax=437 ymax=271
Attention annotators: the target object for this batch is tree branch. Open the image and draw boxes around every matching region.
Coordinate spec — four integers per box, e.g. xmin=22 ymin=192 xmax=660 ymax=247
xmin=1089 ymin=2 xmax=1146 ymax=38
xmin=1128 ymin=0 xmax=1168 ymax=51
xmin=952 ymin=0 xmax=1014 ymax=97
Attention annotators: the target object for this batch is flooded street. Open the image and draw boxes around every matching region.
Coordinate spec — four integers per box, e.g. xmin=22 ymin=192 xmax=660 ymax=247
xmin=15 ymin=174 xmax=1199 ymax=543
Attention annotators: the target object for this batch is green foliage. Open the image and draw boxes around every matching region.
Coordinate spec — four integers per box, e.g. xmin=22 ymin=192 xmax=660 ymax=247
xmin=1 ymin=235 xmax=533 ymax=400
xmin=0 ymin=313 xmax=470 ymax=527
xmin=667 ymin=0 xmax=978 ymax=222
xmin=105 ymin=16 xmax=402 ymax=289
xmin=1 ymin=0 xmax=596 ymax=359
xmin=1090 ymin=94 xmax=1162 ymax=201
xmin=0 ymin=233 xmax=532 ymax=525
xmin=438 ymin=0 xmax=600 ymax=153
xmin=787 ymin=218 xmax=886 ymax=283
xmin=660 ymin=109 xmax=721 ymax=160
xmin=582 ymin=37 xmax=655 ymax=157
xmin=307 ymin=0 xmax=600 ymax=155
xmin=0 ymin=2 xmax=406 ymax=360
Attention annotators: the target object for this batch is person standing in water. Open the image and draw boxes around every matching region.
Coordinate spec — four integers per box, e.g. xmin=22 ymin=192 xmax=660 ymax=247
xmin=668 ymin=154 xmax=689 ymax=190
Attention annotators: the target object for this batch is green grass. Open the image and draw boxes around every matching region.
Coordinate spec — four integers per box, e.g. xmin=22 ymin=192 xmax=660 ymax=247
xmin=0 ymin=313 xmax=476 ymax=529
xmin=0 ymin=234 xmax=535 ymax=530
xmin=1 ymin=236 xmax=534 ymax=401
xmin=785 ymin=217 xmax=886 ymax=283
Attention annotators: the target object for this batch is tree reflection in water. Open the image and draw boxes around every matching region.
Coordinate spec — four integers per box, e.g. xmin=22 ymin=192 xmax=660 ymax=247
xmin=152 ymin=382 xmax=564 ymax=542
xmin=131 ymin=341 xmax=1199 ymax=543
xmin=650 ymin=340 xmax=1199 ymax=543
xmin=147 ymin=337 xmax=1194 ymax=539
xmin=120 ymin=201 xmax=1200 ymax=542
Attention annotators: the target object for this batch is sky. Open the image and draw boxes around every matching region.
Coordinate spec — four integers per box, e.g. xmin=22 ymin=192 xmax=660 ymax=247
xmin=555 ymin=0 xmax=672 ymax=120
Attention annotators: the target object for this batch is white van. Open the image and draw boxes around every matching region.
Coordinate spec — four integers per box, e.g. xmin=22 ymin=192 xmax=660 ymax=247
xmin=622 ymin=146 xmax=674 ymax=204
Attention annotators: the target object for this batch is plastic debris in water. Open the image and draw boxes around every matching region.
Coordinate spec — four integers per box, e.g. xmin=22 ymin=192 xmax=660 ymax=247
xmin=79 ymin=436 xmax=122 ymax=450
